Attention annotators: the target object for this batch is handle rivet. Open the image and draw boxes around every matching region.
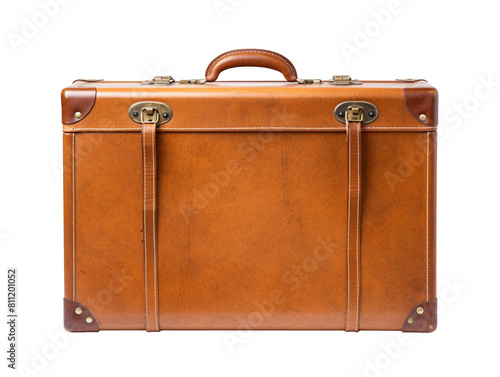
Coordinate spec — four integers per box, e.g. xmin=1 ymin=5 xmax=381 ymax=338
xmin=419 ymin=114 xmax=427 ymax=121
xmin=85 ymin=317 xmax=93 ymax=324
xmin=74 ymin=111 xmax=82 ymax=119
xmin=416 ymin=307 xmax=424 ymax=315
xmin=133 ymin=111 xmax=139 ymax=117
xmin=407 ymin=317 xmax=414 ymax=324
xmin=338 ymin=111 xmax=345 ymax=118
xmin=368 ymin=111 xmax=375 ymax=117
xmin=163 ymin=112 xmax=169 ymax=119
xmin=75 ymin=307 xmax=83 ymax=315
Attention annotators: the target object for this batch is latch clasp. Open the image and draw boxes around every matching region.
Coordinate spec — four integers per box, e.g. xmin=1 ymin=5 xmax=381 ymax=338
xmin=141 ymin=107 xmax=159 ymax=124
xmin=329 ymin=75 xmax=363 ymax=85
xmin=346 ymin=105 xmax=364 ymax=123
xmin=141 ymin=76 xmax=175 ymax=85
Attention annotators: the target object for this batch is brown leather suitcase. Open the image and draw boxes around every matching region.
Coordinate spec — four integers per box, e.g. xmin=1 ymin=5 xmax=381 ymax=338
xmin=62 ymin=49 xmax=438 ymax=332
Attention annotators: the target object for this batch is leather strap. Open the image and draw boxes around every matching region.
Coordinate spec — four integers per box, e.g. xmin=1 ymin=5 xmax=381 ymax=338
xmin=142 ymin=122 xmax=160 ymax=332
xmin=346 ymin=121 xmax=362 ymax=332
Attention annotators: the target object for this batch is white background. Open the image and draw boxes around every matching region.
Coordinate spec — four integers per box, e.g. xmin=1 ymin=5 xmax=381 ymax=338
xmin=1 ymin=0 xmax=499 ymax=376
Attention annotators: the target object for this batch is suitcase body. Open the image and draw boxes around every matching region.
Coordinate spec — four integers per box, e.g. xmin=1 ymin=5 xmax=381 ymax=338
xmin=62 ymin=49 xmax=438 ymax=332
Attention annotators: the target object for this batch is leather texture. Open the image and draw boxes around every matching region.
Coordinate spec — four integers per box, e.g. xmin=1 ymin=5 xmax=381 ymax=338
xmin=62 ymin=50 xmax=437 ymax=332
xmin=142 ymin=122 xmax=160 ymax=332
xmin=205 ymin=49 xmax=298 ymax=82
xmin=346 ymin=121 xmax=362 ymax=332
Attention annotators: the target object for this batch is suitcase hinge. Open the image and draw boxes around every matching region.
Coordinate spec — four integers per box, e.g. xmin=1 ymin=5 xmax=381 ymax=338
xmin=329 ymin=75 xmax=363 ymax=85
xmin=141 ymin=76 xmax=176 ymax=85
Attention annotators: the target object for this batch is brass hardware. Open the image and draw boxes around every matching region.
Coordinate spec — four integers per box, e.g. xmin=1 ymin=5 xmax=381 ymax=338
xmin=141 ymin=76 xmax=175 ymax=85
xmin=407 ymin=317 xmax=414 ymax=324
xmin=297 ymin=78 xmax=322 ymax=84
xmin=141 ymin=107 xmax=159 ymax=124
xmin=416 ymin=307 xmax=424 ymax=315
xmin=334 ymin=101 xmax=378 ymax=125
xmin=128 ymin=101 xmax=173 ymax=126
xmin=75 ymin=307 xmax=83 ymax=315
xmin=85 ymin=317 xmax=93 ymax=324
xmin=419 ymin=114 xmax=427 ymax=121
xmin=72 ymin=79 xmax=104 ymax=84
xmin=346 ymin=105 xmax=364 ymax=123
xmin=74 ymin=112 xmax=82 ymax=119
xmin=329 ymin=75 xmax=363 ymax=85
xmin=179 ymin=79 xmax=207 ymax=84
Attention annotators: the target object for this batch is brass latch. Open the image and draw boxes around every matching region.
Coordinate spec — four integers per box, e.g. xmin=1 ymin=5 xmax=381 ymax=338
xmin=334 ymin=101 xmax=377 ymax=125
xmin=345 ymin=105 xmax=364 ymax=123
xmin=297 ymin=78 xmax=322 ymax=84
xmin=329 ymin=75 xmax=363 ymax=85
xmin=141 ymin=76 xmax=175 ymax=85
xmin=179 ymin=79 xmax=207 ymax=84
xmin=128 ymin=102 xmax=173 ymax=125
xmin=141 ymin=107 xmax=160 ymax=124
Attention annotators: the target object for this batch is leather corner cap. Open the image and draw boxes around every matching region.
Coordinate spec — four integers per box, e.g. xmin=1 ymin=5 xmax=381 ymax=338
xmin=404 ymin=85 xmax=439 ymax=126
xmin=402 ymin=299 xmax=437 ymax=333
xmin=61 ymin=87 xmax=96 ymax=125
xmin=64 ymin=299 xmax=99 ymax=332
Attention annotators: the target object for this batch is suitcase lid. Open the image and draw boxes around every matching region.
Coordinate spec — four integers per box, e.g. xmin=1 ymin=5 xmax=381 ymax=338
xmin=61 ymin=49 xmax=437 ymax=133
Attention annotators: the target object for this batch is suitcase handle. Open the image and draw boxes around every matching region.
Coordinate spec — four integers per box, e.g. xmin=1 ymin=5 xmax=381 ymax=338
xmin=205 ymin=49 xmax=298 ymax=82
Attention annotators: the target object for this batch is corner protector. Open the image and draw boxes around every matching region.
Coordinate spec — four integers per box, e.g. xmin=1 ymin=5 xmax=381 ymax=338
xmin=404 ymin=85 xmax=439 ymax=126
xmin=61 ymin=87 xmax=97 ymax=125
xmin=64 ymin=298 xmax=99 ymax=332
xmin=402 ymin=298 xmax=437 ymax=333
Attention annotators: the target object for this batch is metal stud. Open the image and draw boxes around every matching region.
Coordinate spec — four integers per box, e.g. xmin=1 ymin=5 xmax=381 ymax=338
xmin=75 ymin=307 xmax=83 ymax=315
xmin=407 ymin=317 xmax=414 ymax=324
xmin=74 ymin=111 xmax=82 ymax=119
xmin=85 ymin=317 xmax=93 ymax=324
xmin=419 ymin=114 xmax=427 ymax=121
xmin=416 ymin=307 xmax=424 ymax=315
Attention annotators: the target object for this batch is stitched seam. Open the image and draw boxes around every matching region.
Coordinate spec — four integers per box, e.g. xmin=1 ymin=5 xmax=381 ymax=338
xmin=152 ymin=129 xmax=158 ymax=331
xmin=72 ymin=134 xmax=76 ymax=301
xmin=426 ymin=132 xmax=429 ymax=301
xmin=143 ymin=127 xmax=149 ymax=331
xmin=206 ymin=49 xmax=295 ymax=78
xmin=346 ymin=125 xmax=351 ymax=332
xmin=356 ymin=124 xmax=360 ymax=331
xmin=64 ymin=126 xmax=437 ymax=132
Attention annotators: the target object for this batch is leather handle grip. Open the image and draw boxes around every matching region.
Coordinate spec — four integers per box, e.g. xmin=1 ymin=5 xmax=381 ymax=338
xmin=205 ymin=49 xmax=298 ymax=82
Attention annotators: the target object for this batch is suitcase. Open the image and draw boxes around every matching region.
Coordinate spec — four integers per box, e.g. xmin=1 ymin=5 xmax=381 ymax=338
xmin=61 ymin=49 xmax=438 ymax=332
